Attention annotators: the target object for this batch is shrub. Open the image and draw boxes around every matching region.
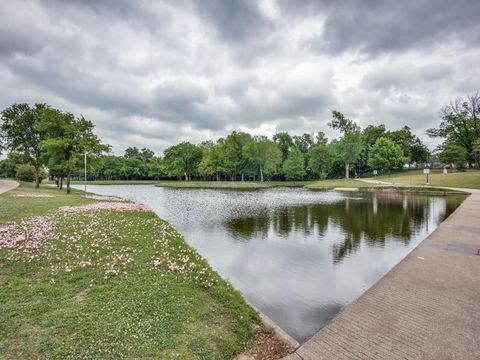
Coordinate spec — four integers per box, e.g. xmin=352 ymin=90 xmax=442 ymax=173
xmin=15 ymin=164 xmax=36 ymax=182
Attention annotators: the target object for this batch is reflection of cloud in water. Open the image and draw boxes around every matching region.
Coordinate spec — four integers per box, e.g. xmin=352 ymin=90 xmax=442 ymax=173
xmin=72 ymin=185 xmax=465 ymax=343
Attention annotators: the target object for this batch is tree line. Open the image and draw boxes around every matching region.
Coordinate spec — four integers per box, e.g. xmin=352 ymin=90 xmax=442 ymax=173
xmin=1 ymin=92 xmax=479 ymax=188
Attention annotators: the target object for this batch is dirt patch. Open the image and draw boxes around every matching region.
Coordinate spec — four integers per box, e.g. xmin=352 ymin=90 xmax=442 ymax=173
xmin=235 ymin=325 xmax=292 ymax=360
xmin=74 ymin=288 xmax=90 ymax=301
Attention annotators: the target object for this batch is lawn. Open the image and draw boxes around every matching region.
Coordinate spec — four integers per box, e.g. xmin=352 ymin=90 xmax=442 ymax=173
xmin=46 ymin=180 xmax=160 ymax=185
xmin=305 ymin=178 xmax=373 ymax=189
xmin=0 ymin=183 xmax=263 ymax=359
xmin=377 ymin=169 xmax=480 ymax=189
xmin=156 ymin=181 xmax=312 ymax=189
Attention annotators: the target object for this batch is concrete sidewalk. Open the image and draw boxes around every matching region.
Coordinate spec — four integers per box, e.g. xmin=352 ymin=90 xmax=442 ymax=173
xmin=285 ymin=189 xmax=480 ymax=360
xmin=0 ymin=179 xmax=19 ymax=194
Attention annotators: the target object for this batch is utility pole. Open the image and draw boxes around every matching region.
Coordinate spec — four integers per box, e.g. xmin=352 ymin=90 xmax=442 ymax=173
xmin=84 ymin=151 xmax=87 ymax=198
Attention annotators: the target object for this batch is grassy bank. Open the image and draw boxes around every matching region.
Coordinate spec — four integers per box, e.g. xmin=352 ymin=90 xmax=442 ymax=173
xmin=306 ymin=178 xmax=373 ymax=189
xmin=46 ymin=180 xmax=160 ymax=185
xmin=377 ymin=169 xmax=480 ymax=189
xmin=156 ymin=181 xmax=312 ymax=189
xmin=0 ymin=183 xmax=261 ymax=359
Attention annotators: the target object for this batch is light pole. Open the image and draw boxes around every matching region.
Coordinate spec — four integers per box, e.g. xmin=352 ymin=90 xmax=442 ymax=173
xmin=84 ymin=151 xmax=87 ymax=198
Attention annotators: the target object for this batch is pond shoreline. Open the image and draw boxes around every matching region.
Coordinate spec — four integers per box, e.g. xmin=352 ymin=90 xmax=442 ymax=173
xmin=285 ymin=189 xmax=480 ymax=359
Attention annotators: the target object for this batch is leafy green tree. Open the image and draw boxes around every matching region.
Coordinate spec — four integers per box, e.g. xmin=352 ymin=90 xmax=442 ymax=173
xmin=282 ymin=146 xmax=306 ymax=181
xmin=223 ymin=131 xmax=252 ymax=181
xmin=329 ymin=111 xmax=363 ymax=178
xmin=307 ymin=143 xmax=335 ymax=179
xmin=473 ymin=138 xmax=480 ymax=167
xmin=162 ymin=142 xmax=202 ymax=181
xmin=273 ymin=132 xmax=293 ymax=162
xmin=147 ymin=157 xmax=164 ymax=179
xmin=427 ymin=92 xmax=480 ymax=167
xmin=367 ymin=137 xmax=409 ymax=174
xmin=292 ymin=133 xmax=314 ymax=154
xmin=198 ymin=141 xmax=222 ymax=180
xmin=1 ymin=103 xmax=47 ymax=187
xmin=243 ymin=136 xmax=282 ymax=182
xmin=438 ymin=143 xmax=467 ymax=169
xmin=386 ymin=126 xmax=429 ymax=166
xmin=0 ymin=152 xmax=30 ymax=178
xmin=37 ymin=108 xmax=109 ymax=193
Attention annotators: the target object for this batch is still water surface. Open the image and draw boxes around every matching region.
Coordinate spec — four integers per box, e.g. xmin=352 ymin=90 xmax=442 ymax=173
xmin=74 ymin=185 xmax=465 ymax=342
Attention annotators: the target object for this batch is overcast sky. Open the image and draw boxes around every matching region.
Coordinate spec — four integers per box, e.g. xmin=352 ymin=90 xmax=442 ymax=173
xmin=1 ymin=0 xmax=479 ymax=155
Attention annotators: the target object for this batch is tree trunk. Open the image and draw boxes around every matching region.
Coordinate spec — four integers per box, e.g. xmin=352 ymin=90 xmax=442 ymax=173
xmin=241 ymin=172 xmax=244 ymax=182
xmin=34 ymin=166 xmax=40 ymax=189
xmin=344 ymin=161 xmax=350 ymax=179
xmin=260 ymin=165 xmax=264 ymax=182
xmin=66 ymin=173 xmax=71 ymax=194
xmin=60 ymin=176 xmax=63 ymax=190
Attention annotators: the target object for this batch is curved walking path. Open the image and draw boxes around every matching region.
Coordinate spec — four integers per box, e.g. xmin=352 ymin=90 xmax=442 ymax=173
xmin=0 ymin=179 xmax=19 ymax=194
xmin=285 ymin=186 xmax=480 ymax=360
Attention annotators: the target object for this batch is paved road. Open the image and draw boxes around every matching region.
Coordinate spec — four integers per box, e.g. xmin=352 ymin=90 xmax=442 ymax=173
xmin=0 ymin=179 xmax=19 ymax=194
xmin=285 ymin=188 xmax=480 ymax=360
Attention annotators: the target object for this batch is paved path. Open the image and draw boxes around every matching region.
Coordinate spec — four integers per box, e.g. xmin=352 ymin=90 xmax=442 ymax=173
xmin=284 ymin=188 xmax=480 ymax=360
xmin=0 ymin=179 xmax=19 ymax=194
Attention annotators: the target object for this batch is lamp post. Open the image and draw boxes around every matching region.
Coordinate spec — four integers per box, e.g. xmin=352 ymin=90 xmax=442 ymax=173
xmin=84 ymin=151 xmax=87 ymax=198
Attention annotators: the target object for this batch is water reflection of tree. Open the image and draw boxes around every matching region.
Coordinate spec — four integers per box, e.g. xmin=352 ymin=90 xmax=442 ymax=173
xmin=225 ymin=193 xmax=462 ymax=263
xmin=225 ymin=210 xmax=270 ymax=241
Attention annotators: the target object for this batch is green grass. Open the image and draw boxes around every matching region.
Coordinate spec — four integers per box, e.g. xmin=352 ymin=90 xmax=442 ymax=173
xmin=46 ymin=180 xmax=160 ymax=185
xmin=306 ymin=178 xmax=373 ymax=189
xmin=0 ymin=183 xmax=259 ymax=359
xmin=376 ymin=169 xmax=480 ymax=189
xmin=156 ymin=181 xmax=312 ymax=189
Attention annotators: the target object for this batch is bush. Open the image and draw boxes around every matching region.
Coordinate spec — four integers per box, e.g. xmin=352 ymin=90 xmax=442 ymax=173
xmin=15 ymin=164 xmax=36 ymax=182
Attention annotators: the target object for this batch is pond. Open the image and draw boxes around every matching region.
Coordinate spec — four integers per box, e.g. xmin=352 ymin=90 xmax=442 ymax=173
xmin=73 ymin=185 xmax=465 ymax=342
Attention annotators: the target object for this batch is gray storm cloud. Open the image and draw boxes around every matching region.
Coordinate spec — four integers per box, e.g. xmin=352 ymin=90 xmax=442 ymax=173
xmin=1 ymin=0 xmax=479 ymax=154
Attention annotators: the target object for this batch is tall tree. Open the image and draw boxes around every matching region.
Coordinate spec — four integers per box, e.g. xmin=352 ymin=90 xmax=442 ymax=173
xmin=37 ymin=108 xmax=109 ymax=193
xmin=282 ymin=146 xmax=306 ymax=181
xmin=162 ymin=142 xmax=202 ymax=181
xmin=273 ymin=132 xmax=293 ymax=162
xmin=307 ymin=142 xmax=335 ymax=179
xmin=223 ymin=131 xmax=252 ymax=181
xmin=427 ymin=92 xmax=480 ymax=167
xmin=1 ymin=103 xmax=46 ymax=187
xmin=438 ymin=143 xmax=467 ymax=169
xmin=329 ymin=111 xmax=362 ymax=178
xmin=367 ymin=137 xmax=409 ymax=174
xmin=243 ymin=136 xmax=282 ymax=182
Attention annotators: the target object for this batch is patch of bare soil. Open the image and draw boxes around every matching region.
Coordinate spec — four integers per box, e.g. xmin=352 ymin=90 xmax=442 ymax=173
xmin=235 ymin=326 xmax=293 ymax=360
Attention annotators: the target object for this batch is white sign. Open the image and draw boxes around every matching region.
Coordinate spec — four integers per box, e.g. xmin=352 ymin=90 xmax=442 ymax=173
xmin=423 ymin=168 xmax=430 ymax=174
xmin=443 ymin=168 xmax=448 ymax=174
xmin=373 ymin=170 xmax=378 ymax=175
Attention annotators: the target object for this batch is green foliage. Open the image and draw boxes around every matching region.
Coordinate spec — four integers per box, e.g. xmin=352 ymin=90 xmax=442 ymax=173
xmin=242 ymin=136 xmax=281 ymax=181
xmin=0 ymin=103 xmax=46 ymax=187
xmin=329 ymin=111 xmax=363 ymax=178
xmin=438 ymin=143 xmax=468 ymax=169
xmin=367 ymin=137 xmax=410 ymax=172
xmin=282 ymin=146 xmax=306 ymax=181
xmin=37 ymin=108 xmax=109 ymax=193
xmin=473 ymin=138 xmax=480 ymax=166
xmin=427 ymin=92 xmax=480 ymax=167
xmin=307 ymin=143 xmax=335 ymax=179
xmin=0 ymin=152 xmax=30 ymax=177
xmin=15 ymin=163 xmax=36 ymax=182
xmin=162 ymin=142 xmax=202 ymax=181
xmin=223 ymin=131 xmax=253 ymax=180
xmin=273 ymin=132 xmax=293 ymax=161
